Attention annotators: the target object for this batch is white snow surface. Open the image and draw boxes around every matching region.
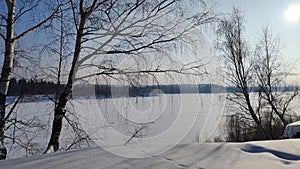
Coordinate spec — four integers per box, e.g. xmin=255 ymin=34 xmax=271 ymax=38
xmin=1 ymin=139 xmax=300 ymax=169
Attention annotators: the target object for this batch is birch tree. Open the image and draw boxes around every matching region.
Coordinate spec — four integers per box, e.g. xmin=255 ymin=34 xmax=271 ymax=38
xmin=216 ymin=8 xmax=272 ymax=139
xmin=254 ymin=27 xmax=298 ymax=130
xmin=0 ymin=0 xmax=63 ymax=159
xmin=45 ymin=0 xmax=216 ymax=153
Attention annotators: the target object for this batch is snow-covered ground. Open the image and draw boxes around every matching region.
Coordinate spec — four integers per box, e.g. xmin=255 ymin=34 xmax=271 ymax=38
xmin=1 ymin=139 xmax=300 ymax=169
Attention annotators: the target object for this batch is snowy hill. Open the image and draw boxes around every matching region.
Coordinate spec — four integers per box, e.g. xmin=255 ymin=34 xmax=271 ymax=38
xmin=1 ymin=139 xmax=300 ymax=169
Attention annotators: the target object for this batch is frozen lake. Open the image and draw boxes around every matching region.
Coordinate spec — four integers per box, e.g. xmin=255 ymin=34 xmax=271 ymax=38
xmin=74 ymin=93 xmax=227 ymax=157
xmin=5 ymin=93 xmax=227 ymax=158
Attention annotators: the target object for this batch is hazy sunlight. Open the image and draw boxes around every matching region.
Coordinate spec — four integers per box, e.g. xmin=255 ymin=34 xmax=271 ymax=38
xmin=285 ymin=4 xmax=300 ymax=22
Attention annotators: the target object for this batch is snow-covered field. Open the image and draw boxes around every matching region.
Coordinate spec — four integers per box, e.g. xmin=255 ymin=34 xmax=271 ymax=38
xmin=1 ymin=139 xmax=300 ymax=169
xmin=5 ymin=93 xmax=227 ymax=159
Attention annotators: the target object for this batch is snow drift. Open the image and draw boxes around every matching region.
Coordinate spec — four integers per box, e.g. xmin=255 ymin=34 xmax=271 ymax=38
xmin=1 ymin=139 xmax=300 ymax=169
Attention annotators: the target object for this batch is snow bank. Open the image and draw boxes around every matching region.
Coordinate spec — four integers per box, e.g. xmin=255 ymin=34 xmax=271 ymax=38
xmin=1 ymin=139 xmax=300 ymax=169
xmin=284 ymin=121 xmax=300 ymax=138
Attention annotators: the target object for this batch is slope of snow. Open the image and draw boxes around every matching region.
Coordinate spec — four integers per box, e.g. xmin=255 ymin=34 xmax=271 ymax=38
xmin=1 ymin=139 xmax=300 ymax=169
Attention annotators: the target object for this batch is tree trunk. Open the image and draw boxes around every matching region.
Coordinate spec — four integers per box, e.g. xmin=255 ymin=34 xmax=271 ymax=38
xmin=268 ymin=98 xmax=288 ymax=127
xmin=0 ymin=0 xmax=15 ymax=160
xmin=244 ymin=92 xmax=272 ymax=140
xmin=45 ymin=16 xmax=86 ymax=153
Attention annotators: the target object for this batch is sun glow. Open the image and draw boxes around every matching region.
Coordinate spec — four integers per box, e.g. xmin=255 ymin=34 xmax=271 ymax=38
xmin=285 ymin=4 xmax=300 ymax=22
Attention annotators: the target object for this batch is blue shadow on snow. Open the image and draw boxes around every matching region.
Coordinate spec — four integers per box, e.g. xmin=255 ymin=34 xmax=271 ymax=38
xmin=241 ymin=144 xmax=300 ymax=161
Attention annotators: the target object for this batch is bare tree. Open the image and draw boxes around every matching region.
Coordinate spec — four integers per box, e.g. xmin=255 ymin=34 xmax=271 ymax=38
xmin=216 ymin=8 xmax=272 ymax=139
xmin=0 ymin=0 xmax=64 ymax=159
xmin=45 ymin=0 xmax=216 ymax=153
xmin=254 ymin=26 xmax=298 ymax=128
xmin=218 ymin=9 xmax=299 ymax=141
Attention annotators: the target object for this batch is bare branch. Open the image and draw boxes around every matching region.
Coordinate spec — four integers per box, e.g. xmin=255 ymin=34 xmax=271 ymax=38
xmin=0 ymin=32 xmax=5 ymax=40
xmin=5 ymin=95 xmax=23 ymax=121
xmin=124 ymin=125 xmax=147 ymax=145
xmin=75 ymin=64 xmax=208 ymax=81
xmin=14 ymin=3 xmax=66 ymax=41
xmin=14 ymin=2 xmax=39 ymax=22
xmin=0 ymin=13 xmax=7 ymax=21
xmin=70 ymin=0 xmax=79 ymax=30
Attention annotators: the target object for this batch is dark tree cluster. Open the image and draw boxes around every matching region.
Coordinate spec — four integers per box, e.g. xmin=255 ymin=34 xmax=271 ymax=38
xmin=74 ymin=84 xmax=226 ymax=98
xmin=7 ymin=78 xmax=65 ymax=96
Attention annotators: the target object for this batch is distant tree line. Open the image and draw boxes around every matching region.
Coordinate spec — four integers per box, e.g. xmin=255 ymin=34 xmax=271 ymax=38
xmin=67 ymin=83 xmax=231 ymax=98
xmin=8 ymin=78 xmax=298 ymax=98
xmin=7 ymin=78 xmax=65 ymax=96
xmin=8 ymin=78 xmax=221 ymax=97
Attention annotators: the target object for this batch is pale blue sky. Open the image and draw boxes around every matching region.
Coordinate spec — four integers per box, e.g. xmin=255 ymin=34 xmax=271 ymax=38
xmin=215 ymin=0 xmax=300 ymax=82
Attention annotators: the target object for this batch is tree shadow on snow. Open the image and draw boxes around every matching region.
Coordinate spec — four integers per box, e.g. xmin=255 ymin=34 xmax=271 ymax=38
xmin=241 ymin=144 xmax=300 ymax=161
